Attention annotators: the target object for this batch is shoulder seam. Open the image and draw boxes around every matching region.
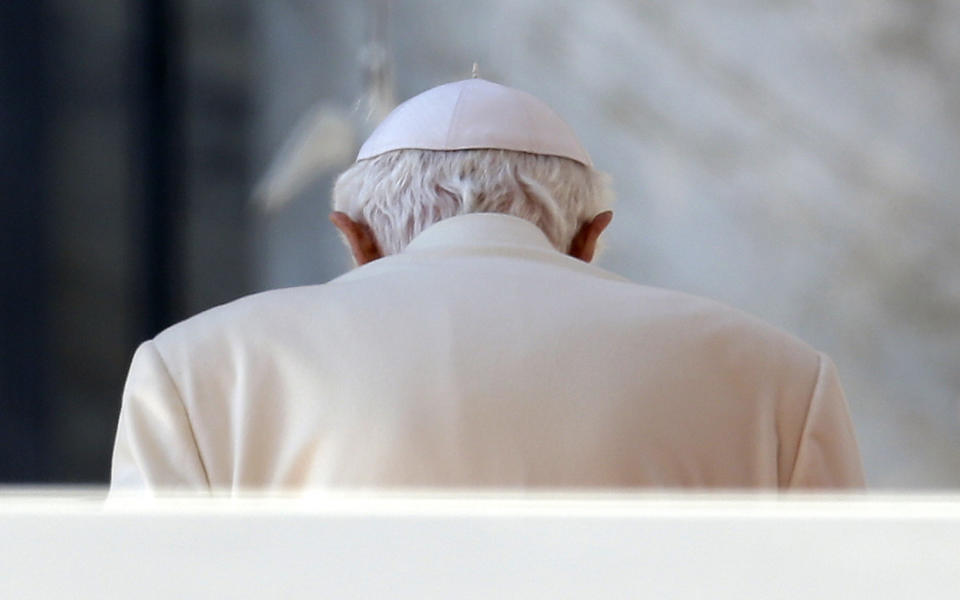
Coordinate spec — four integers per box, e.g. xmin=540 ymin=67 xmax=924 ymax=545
xmin=147 ymin=339 xmax=212 ymax=488
xmin=784 ymin=351 xmax=826 ymax=488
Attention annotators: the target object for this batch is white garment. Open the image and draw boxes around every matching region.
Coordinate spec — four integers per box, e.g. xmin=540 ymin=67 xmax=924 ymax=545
xmin=111 ymin=213 xmax=865 ymax=492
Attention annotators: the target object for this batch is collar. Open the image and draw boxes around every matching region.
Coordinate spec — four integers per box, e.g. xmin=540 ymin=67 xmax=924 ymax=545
xmin=402 ymin=213 xmax=558 ymax=255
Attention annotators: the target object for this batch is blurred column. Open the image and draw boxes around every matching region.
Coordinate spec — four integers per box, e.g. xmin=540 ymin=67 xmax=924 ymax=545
xmin=179 ymin=0 xmax=252 ymax=317
xmin=0 ymin=1 xmax=49 ymax=481
xmin=135 ymin=0 xmax=186 ymax=338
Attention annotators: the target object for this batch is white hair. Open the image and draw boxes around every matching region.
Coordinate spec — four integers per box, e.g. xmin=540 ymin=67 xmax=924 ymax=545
xmin=332 ymin=149 xmax=613 ymax=255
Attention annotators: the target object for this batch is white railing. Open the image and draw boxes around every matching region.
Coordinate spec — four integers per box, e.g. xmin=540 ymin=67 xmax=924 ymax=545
xmin=1 ymin=490 xmax=958 ymax=599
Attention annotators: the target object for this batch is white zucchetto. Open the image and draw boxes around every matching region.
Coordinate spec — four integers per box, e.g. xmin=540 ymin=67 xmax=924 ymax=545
xmin=357 ymin=78 xmax=593 ymax=166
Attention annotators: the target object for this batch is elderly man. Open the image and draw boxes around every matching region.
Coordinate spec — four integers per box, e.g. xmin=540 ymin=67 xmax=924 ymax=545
xmin=111 ymin=78 xmax=865 ymax=492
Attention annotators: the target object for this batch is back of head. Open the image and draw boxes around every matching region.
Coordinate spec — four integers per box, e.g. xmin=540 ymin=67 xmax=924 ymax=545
xmin=332 ymin=79 xmax=613 ymax=254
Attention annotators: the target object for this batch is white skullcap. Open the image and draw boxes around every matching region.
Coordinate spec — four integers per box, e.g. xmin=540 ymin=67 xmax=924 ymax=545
xmin=357 ymin=78 xmax=592 ymax=166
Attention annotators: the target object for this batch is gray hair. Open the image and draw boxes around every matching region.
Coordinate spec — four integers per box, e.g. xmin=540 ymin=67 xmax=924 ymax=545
xmin=331 ymin=149 xmax=613 ymax=255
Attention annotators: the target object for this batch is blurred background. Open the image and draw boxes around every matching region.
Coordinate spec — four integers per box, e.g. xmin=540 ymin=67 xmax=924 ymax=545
xmin=1 ymin=0 xmax=958 ymax=487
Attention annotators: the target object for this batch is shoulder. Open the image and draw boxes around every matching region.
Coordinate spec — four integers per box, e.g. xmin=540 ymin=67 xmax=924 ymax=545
xmin=617 ymin=282 xmax=822 ymax=380
xmin=150 ymin=285 xmax=331 ymax=360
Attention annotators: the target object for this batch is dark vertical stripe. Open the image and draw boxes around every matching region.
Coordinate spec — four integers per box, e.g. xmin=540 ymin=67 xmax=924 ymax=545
xmin=0 ymin=0 xmax=49 ymax=482
xmin=135 ymin=0 xmax=185 ymax=340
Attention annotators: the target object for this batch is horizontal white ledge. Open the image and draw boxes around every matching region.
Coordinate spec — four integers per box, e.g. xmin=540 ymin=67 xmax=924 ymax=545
xmin=2 ymin=490 xmax=959 ymax=599
xmin=2 ymin=487 xmax=960 ymax=518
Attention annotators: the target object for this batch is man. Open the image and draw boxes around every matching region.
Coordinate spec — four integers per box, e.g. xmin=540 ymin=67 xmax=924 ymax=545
xmin=111 ymin=78 xmax=865 ymax=492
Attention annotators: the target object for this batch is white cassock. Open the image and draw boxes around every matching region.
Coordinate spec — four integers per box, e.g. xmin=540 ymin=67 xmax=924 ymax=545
xmin=111 ymin=213 xmax=865 ymax=492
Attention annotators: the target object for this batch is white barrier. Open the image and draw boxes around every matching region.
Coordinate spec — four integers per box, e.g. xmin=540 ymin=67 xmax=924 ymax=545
xmin=1 ymin=490 xmax=958 ymax=599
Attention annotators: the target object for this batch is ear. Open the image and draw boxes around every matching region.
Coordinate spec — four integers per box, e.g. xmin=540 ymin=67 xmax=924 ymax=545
xmin=567 ymin=211 xmax=613 ymax=263
xmin=329 ymin=211 xmax=384 ymax=266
